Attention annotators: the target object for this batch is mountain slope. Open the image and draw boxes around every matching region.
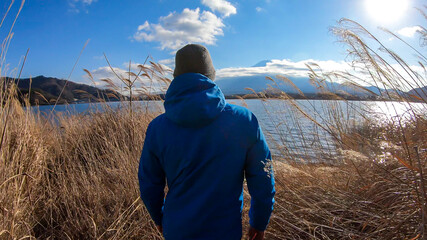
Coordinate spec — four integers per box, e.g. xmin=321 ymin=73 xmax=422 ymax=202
xmin=7 ymin=76 xmax=122 ymax=105
xmin=407 ymin=86 xmax=427 ymax=101
xmin=252 ymin=60 xmax=271 ymax=67
xmin=216 ymin=75 xmax=319 ymax=95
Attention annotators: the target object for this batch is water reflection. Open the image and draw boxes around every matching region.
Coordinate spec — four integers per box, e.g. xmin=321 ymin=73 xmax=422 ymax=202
xmin=32 ymin=99 xmax=426 ymax=162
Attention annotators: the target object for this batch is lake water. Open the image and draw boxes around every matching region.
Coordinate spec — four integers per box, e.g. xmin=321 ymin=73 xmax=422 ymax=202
xmin=33 ymin=99 xmax=426 ymax=162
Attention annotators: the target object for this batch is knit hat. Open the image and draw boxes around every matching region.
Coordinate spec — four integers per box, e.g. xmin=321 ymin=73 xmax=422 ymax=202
xmin=173 ymin=44 xmax=216 ymax=81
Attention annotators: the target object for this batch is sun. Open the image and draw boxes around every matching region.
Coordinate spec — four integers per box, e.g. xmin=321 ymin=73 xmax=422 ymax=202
xmin=365 ymin=0 xmax=409 ymax=24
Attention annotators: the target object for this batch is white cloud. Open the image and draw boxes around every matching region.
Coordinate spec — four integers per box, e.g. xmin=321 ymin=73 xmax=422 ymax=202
xmin=93 ymin=55 xmax=104 ymax=60
xmin=158 ymin=58 xmax=175 ymax=68
xmin=70 ymin=0 xmax=96 ymax=5
xmin=85 ymin=62 xmax=172 ymax=94
xmin=201 ymin=0 xmax=237 ymax=18
xmin=137 ymin=21 xmax=150 ymax=31
xmin=120 ymin=61 xmax=173 ymax=73
xmin=255 ymin=7 xmax=264 ymax=12
xmin=215 ymin=59 xmax=425 ymax=91
xmin=397 ymin=26 xmax=422 ymax=38
xmin=133 ymin=8 xmax=225 ymax=50
xmin=216 ymin=59 xmax=352 ymax=79
xmin=80 ymin=0 xmax=96 ymax=4
xmin=84 ymin=58 xmax=424 ymax=94
xmin=68 ymin=0 xmax=97 ymax=13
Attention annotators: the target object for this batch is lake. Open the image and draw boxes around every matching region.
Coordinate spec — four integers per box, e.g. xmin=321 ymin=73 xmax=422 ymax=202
xmin=33 ymin=99 xmax=426 ymax=162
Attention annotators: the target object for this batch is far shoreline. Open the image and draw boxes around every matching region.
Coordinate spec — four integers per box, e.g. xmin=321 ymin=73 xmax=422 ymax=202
xmin=25 ymin=95 xmax=426 ymax=107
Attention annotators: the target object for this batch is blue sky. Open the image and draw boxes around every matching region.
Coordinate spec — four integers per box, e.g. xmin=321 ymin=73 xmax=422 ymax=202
xmin=2 ymin=0 xmax=425 ymax=87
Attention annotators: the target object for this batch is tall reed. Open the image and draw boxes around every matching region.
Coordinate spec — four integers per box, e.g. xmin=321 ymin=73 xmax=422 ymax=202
xmin=258 ymin=7 xmax=426 ymax=239
xmin=0 ymin=1 xmax=426 ymax=239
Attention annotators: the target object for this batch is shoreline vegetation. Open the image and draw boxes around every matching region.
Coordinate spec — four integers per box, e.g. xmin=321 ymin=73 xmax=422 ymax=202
xmin=1 ymin=1 xmax=426 ymax=240
xmin=6 ymin=75 xmax=427 ymax=106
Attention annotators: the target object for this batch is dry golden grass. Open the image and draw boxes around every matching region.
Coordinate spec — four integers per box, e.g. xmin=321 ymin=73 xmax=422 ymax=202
xmin=1 ymin=102 xmax=162 ymax=239
xmin=1 ymin=1 xmax=426 ymax=239
xmin=1 ymin=101 xmax=425 ymax=240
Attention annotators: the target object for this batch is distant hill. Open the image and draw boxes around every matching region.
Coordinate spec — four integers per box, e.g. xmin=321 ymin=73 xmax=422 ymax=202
xmin=216 ymin=74 xmax=382 ymax=98
xmin=216 ymin=60 xmax=413 ymax=100
xmin=216 ymin=72 xmax=427 ymax=101
xmin=252 ymin=60 xmax=271 ymax=67
xmin=6 ymin=76 xmax=123 ymax=105
xmin=6 ymin=74 xmax=425 ymax=105
xmin=407 ymin=86 xmax=427 ymax=101
xmin=217 ymin=75 xmax=318 ymax=95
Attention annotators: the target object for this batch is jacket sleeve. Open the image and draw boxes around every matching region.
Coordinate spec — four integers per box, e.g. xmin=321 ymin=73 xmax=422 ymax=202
xmin=245 ymin=114 xmax=275 ymax=231
xmin=138 ymin=123 xmax=166 ymax=226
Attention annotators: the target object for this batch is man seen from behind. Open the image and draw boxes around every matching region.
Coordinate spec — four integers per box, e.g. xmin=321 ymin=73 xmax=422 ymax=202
xmin=138 ymin=44 xmax=275 ymax=240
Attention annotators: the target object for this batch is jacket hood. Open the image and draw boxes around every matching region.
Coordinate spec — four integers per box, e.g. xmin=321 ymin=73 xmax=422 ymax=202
xmin=164 ymin=73 xmax=226 ymax=127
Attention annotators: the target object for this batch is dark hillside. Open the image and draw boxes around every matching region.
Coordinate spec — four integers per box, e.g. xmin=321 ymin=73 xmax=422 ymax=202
xmin=6 ymin=76 xmax=123 ymax=105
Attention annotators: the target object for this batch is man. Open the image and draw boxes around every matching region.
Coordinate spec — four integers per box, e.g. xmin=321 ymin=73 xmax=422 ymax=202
xmin=138 ymin=44 xmax=275 ymax=240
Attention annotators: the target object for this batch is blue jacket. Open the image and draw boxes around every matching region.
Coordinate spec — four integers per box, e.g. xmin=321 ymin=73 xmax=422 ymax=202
xmin=138 ymin=73 xmax=275 ymax=240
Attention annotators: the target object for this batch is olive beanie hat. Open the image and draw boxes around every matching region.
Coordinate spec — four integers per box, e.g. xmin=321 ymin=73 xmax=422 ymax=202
xmin=173 ymin=44 xmax=216 ymax=81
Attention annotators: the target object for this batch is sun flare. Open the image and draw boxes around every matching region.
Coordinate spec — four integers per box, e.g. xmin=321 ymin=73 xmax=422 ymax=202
xmin=365 ymin=0 xmax=409 ymax=24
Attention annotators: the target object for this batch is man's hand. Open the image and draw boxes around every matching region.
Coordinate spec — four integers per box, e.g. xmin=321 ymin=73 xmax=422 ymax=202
xmin=247 ymin=226 xmax=264 ymax=240
xmin=156 ymin=225 xmax=163 ymax=235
